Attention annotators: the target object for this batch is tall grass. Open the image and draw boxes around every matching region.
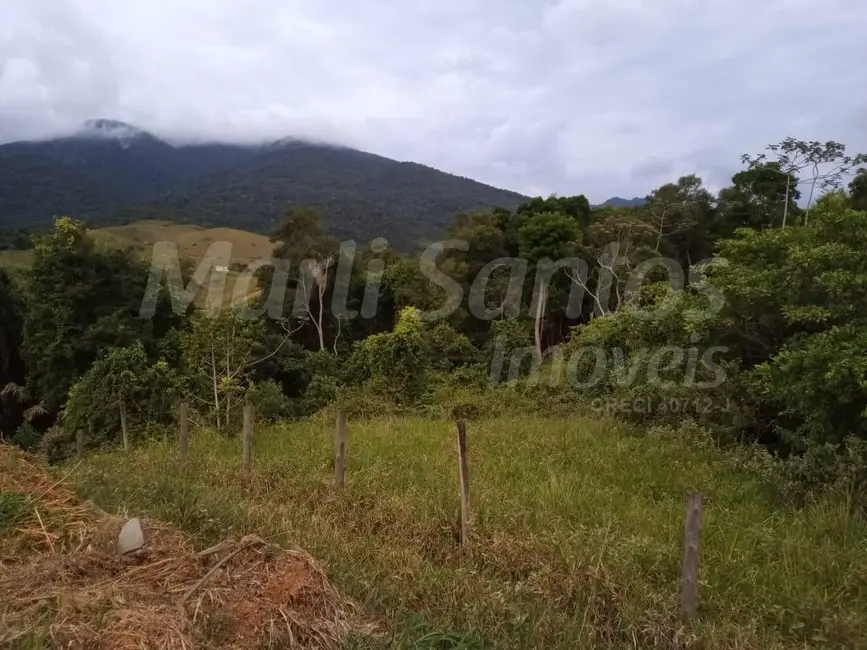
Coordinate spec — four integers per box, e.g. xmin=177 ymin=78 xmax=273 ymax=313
xmin=67 ymin=415 xmax=867 ymax=649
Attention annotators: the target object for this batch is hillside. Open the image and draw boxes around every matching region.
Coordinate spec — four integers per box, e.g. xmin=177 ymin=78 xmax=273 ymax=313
xmin=0 ymin=444 xmax=369 ymax=649
xmin=61 ymin=414 xmax=867 ymax=649
xmin=599 ymin=196 xmax=647 ymax=208
xmin=0 ymin=120 xmax=529 ymax=248
xmin=0 ymin=219 xmax=273 ymax=305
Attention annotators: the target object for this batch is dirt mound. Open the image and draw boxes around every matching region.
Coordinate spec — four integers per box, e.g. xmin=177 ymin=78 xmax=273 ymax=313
xmin=0 ymin=445 xmax=375 ymax=649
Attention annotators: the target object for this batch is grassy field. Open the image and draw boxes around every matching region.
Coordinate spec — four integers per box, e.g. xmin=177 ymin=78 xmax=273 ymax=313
xmin=64 ymin=415 xmax=867 ymax=649
xmin=88 ymin=220 xmax=274 ymax=265
xmin=0 ymin=249 xmax=35 ymax=273
xmin=0 ymin=219 xmax=274 ymax=305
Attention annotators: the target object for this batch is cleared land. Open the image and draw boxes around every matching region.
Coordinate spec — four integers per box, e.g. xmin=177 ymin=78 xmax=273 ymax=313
xmin=0 ymin=249 xmax=35 ymax=273
xmin=63 ymin=415 xmax=867 ymax=650
xmin=88 ymin=220 xmax=275 ymax=265
xmin=0 ymin=219 xmax=275 ymax=306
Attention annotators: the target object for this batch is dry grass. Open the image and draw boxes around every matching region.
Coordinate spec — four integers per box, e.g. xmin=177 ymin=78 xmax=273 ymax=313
xmin=1 ymin=219 xmax=275 ymax=308
xmin=0 ymin=249 xmax=35 ymax=274
xmin=0 ymin=445 xmax=375 ymax=650
xmin=90 ymin=220 xmax=274 ymax=265
xmin=65 ymin=415 xmax=867 ymax=649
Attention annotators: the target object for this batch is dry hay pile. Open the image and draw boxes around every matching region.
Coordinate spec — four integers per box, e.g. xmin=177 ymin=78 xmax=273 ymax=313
xmin=0 ymin=445 xmax=375 ymax=649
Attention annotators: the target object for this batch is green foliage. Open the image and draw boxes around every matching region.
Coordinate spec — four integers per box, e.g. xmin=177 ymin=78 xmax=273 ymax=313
xmin=0 ymin=132 xmax=528 ymax=248
xmin=850 ymin=168 xmax=867 ymax=212
xmin=0 ymin=227 xmax=38 ymax=251
xmin=69 ymin=416 xmax=867 ymax=649
xmin=0 ymin=491 xmax=33 ymax=536
xmin=245 ymin=380 xmax=293 ymax=422
xmin=781 ymin=436 xmax=867 ymax=508
xmin=752 ymin=324 xmax=867 ymax=446
xmin=63 ymin=342 xmax=180 ymax=449
xmin=717 ymin=162 xmax=800 ymax=233
xmin=347 ymin=306 xmax=431 ymax=405
xmin=0 ymin=267 xmax=22 ymax=381
xmin=10 ymin=422 xmax=41 ymax=451
xmin=516 ymin=211 xmax=579 ymax=263
xmin=21 ymin=217 xmax=177 ymax=411
xmin=425 ymin=322 xmax=480 ymax=372
xmin=180 ymin=307 xmax=273 ymax=428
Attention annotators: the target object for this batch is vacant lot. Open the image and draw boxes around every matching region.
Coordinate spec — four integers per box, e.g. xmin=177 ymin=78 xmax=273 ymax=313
xmin=67 ymin=415 xmax=867 ymax=649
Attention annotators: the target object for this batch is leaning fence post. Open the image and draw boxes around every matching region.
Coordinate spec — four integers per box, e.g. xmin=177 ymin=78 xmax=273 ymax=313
xmin=120 ymin=401 xmax=129 ymax=452
xmin=681 ymin=492 xmax=703 ymax=620
xmin=179 ymin=402 xmax=189 ymax=460
xmin=334 ymin=409 xmax=347 ymax=489
xmin=76 ymin=429 xmax=84 ymax=457
xmin=456 ymin=420 xmax=471 ymax=545
xmin=242 ymin=404 xmax=253 ymax=470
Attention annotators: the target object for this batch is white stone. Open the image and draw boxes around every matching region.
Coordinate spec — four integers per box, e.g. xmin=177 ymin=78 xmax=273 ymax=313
xmin=117 ymin=517 xmax=145 ymax=554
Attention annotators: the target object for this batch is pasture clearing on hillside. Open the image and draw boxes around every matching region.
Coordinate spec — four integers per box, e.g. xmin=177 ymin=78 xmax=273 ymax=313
xmin=1 ymin=219 xmax=274 ymax=306
xmin=90 ymin=219 xmax=275 ymax=264
xmin=0 ymin=249 xmax=34 ymax=274
xmin=65 ymin=415 xmax=867 ymax=649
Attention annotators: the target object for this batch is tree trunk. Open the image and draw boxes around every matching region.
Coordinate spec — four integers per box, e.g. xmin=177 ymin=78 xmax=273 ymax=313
xmin=533 ymin=284 xmax=546 ymax=360
xmin=782 ymin=176 xmax=791 ymax=228
xmin=119 ymin=401 xmax=129 ymax=451
xmin=317 ymin=282 xmax=326 ymax=351
xmin=211 ymin=349 xmax=221 ymax=429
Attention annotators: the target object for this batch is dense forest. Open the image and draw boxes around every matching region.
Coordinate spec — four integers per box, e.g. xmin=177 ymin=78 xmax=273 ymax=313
xmin=0 ymin=121 xmax=529 ymax=248
xmin=2 ymin=137 xmax=867 ymax=505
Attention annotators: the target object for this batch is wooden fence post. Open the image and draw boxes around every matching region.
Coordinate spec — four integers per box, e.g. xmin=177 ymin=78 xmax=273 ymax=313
xmin=179 ymin=402 xmax=189 ymax=461
xmin=76 ymin=429 xmax=84 ymax=457
xmin=456 ymin=420 xmax=471 ymax=545
xmin=242 ymin=404 xmax=253 ymax=470
xmin=334 ymin=409 xmax=347 ymax=489
xmin=681 ymin=492 xmax=703 ymax=620
xmin=120 ymin=401 xmax=129 ymax=452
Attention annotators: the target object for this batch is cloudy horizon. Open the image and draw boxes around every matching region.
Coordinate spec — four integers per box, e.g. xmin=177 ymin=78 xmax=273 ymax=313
xmin=2 ymin=0 xmax=865 ymax=201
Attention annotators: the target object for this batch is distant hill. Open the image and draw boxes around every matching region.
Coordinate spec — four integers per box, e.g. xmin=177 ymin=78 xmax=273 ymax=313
xmin=0 ymin=219 xmax=273 ymax=305
xmin=599 ymin=196 xmax=647 ymax=208
xmin=0 ymin=120 xmax=528 ymax=248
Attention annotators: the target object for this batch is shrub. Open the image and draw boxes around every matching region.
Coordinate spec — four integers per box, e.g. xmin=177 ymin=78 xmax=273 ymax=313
xmin=245 ymin=380 xmax=292 ymax=423
xmin=62 ymin=343 xmax=181 ymax=453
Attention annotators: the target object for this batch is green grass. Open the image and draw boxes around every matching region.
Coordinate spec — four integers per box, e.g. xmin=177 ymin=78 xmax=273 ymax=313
xmin=66 ymin=415 xmax=867 ymax=649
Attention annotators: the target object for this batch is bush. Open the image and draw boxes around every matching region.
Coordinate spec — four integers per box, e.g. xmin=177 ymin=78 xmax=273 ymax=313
xmin=245 ymin=380 xmax=292 ymax=423
xmin=62 ymin=343 xmax=181 ymax=453
xmin=10 ymin=422 xmax=40 ymax=452
xmin=781 ymin=437 xmax=867 ymax=509
xmin=345 ymin=306 xmax=431 ymax=405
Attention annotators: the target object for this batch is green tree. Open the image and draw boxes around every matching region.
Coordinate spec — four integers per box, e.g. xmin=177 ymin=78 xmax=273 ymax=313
xmin=642 ymin=175 xmax=716 ymax=264
xmin=850 ymin=168 xmax=867 ymax=212
xmin=516 ymin=211 xmax=580 ymax=357
xmin=706 ymin=195 xmax=867 ymax=447
xmin=717 ymin=162 xmax=801 ymax=235
xmin=22 ymin=217 xmax=177 ymax=412
xmin=257 ymin=206 xmax=340 ymax=351
xmin=180 ymin=307 xmax=293 ymax=428
xmin=63 ymin=342 xmax=180 ymax=448
xmin=577 ymin=207 xmax=656 ymax=316
xmin=742 ymin=138 xmax=866 ymax=227
xmin=345 ymin=306 xmax=430 ymax=405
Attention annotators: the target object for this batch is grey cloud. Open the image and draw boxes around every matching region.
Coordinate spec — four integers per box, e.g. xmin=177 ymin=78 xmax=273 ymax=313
xmin=1 ymin=0 xmax=865 ymax=202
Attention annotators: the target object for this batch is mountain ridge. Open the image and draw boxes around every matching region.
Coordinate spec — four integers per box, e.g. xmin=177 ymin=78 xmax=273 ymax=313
xmin=0 ymin=120 xmax=641 ymax=247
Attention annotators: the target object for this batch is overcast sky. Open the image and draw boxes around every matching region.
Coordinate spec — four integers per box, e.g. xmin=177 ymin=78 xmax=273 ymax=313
xmin=1 ymin=0 xmax=865 ymax=201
